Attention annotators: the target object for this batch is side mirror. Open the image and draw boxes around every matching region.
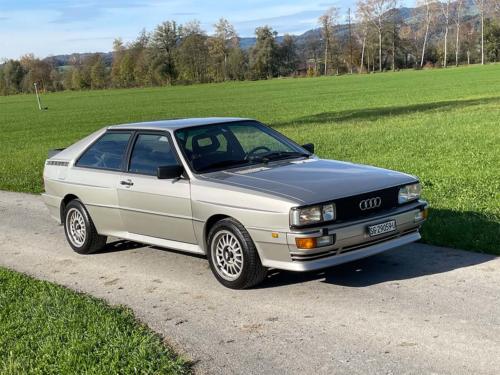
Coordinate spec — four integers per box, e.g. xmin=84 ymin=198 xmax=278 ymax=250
xmin=157 ymin=165 xmax=184 ymax=180
xmin=302 ymin=143 xmax=315 ymax=154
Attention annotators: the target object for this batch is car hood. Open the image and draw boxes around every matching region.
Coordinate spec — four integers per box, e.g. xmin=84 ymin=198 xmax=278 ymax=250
xmin=202 ymin=158 xmax=417 ymax=205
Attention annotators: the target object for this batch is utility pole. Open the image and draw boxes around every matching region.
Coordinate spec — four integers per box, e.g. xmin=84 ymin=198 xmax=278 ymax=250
xmin=348 ymin=8 xmax=353 ymax=74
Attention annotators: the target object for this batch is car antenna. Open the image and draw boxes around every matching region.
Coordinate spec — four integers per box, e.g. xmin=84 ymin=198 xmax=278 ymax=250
xmin=34 ymin=82 xmax=48 ymax=111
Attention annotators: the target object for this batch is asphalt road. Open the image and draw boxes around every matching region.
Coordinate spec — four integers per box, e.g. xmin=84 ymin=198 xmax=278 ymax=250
xmin=1 ymin=190 xmax=499 ymax=374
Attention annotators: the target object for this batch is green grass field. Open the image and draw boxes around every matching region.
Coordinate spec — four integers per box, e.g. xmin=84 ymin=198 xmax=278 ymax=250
xmin=0 ymin=267 xmax=190 ymax=374
xmin=1 ymin=65 xmax=499 ymax=253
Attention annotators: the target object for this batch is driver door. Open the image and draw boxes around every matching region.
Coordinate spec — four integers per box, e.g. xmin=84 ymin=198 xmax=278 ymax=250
xmin=117 ymin=132 xmax=197 ymax=244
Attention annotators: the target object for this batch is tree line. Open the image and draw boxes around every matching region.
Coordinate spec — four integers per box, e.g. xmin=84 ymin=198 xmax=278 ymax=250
xmin=1 ymin=0 xmax=499 ymax=95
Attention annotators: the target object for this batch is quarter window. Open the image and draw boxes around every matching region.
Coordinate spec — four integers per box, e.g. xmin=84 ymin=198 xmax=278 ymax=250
xmin=129 ymin=134 xmax=178 ymax=175
xmin=76 ymin=132 xmax=132 ymax=171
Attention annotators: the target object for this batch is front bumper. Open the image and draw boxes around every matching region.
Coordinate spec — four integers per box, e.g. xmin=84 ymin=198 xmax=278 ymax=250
xmin=252 ymin=200 xmax=427 ymax=272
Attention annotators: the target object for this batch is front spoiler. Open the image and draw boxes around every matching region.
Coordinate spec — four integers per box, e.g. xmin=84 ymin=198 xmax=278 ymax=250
xmin=261 ymin=231 xmax=421 ymax=272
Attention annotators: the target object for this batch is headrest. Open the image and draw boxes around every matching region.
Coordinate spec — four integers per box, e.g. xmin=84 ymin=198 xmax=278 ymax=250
xmin=192 ymin=134 xmax=220 ymax=155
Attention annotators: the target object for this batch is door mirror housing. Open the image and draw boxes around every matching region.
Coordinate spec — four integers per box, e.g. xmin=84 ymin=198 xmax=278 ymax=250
xmin=157 ymin=165 xmax=184 ymax=180
xmin=302 ymin=143 xmax=315 ymax=154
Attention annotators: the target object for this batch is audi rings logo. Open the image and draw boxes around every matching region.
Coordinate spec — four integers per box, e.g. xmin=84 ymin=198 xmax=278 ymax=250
xmin=359 ymin=197 xmax=382 ymax=211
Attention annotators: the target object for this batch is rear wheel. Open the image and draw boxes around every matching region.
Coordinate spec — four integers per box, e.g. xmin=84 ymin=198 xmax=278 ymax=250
xmin=207 ymin=218 xmax=267 ymax=289
xmin=63 ymin=200 xmax=107 ymax=254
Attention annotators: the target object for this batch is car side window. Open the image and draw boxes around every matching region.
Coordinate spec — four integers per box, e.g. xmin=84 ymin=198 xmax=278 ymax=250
xmin=76 ymin=132 xmax=132 ymax=171
xmin=129 ymin=134 xmax=178 ymax=176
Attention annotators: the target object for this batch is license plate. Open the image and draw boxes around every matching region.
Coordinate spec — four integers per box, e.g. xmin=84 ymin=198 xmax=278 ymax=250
xmin=368 ymin=220 xmax=397 ymax=237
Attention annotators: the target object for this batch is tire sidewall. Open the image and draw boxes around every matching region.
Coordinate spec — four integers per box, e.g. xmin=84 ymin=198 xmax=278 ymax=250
xmin=63 ymin=200 xmax=94 ymax=254
xmin=207 ymin=220 xmax=254 ymax=289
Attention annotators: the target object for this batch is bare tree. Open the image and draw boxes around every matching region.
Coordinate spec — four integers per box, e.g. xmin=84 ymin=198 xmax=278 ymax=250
xmin=454 ymin=0 xmax=464 ymax=66
xmin=475 ymin=0 xmax=485 ymax=64
xmin=359 ymin=25 xmax=368 ymax=73
xmin=441 ymin=0 xmax=452 ymax=67
xmin=358 ymin=0 xmax=397 ymax=72
xmin=348 ymin=8 xmax=354 ymax=73
xmin=389 ymin=8 xmax=403 ymax=71
xmin=318 ymin=7 xmax=339 ymax=75
xmin=417 ymin=0 xmax=437 ymax=68
xmin=210 ymin=18 xmax=238 ymax=81
xmin=355 ymin=3 xmax=370 ymax=73
xmin=463 ymin=21 xmax=477 ymax=64
xmin=474 ymin=0 xmax=493 ymax=64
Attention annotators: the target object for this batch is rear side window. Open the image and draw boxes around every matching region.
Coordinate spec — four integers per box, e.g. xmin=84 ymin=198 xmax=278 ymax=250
xmin=129 ymin=134 xmax=178 ymax=175
xmin=76 ymin=132 xmax=132 ymax=171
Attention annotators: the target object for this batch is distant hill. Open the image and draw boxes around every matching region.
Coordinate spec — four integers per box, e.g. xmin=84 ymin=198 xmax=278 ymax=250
xmin=44 ymin=2 xmax=480 ymax=67
xmin=45 ymin=52 xmax=113 ymax=67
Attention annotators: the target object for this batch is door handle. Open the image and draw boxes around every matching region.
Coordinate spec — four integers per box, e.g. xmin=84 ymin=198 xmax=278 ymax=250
xmin=120 ymin=180 xmax=134 ymax=187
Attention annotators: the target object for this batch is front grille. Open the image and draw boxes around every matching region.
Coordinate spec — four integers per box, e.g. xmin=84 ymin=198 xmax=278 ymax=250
xmin=334 ymin=186 xmax=400 ymax=222
xmin=290 ymin=229 xmax=418 ymax=262
xmin=339 ymin=228 xmax=417 ymax=254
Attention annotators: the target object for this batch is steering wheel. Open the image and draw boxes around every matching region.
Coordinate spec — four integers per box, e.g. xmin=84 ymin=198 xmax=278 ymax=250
xmin=245 ymin=146 xmax=271 ymax=160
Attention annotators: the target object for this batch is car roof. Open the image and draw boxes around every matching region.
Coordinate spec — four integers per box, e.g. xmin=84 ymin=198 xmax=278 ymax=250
xmin=107 ymin=117 xmax=253 ymax=131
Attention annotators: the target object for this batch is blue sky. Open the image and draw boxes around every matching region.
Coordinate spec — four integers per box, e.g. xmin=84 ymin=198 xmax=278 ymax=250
xmin=0 ymin=0 xmax=350 ymax=58
xmin=0 ymin=0 xmax=407 ymax=59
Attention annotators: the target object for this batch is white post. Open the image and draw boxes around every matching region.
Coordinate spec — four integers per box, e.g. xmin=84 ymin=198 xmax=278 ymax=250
xmin=34 ymin=82 xmax=42 ymax=110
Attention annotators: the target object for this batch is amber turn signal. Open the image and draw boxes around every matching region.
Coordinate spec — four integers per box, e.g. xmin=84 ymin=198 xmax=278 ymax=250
xmin=295 ymin=237 xmax=317 ymax=249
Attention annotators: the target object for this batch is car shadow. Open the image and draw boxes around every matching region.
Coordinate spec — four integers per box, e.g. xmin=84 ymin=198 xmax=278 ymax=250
xmin=92 ymin=208 xmax=498 ymax=289
xmin=258 ymin=243 xmax=497 ymax=289
xmin=272 ymin=96 xmax=500 ymax=127
xmin=96 ymin=238 xmax=496 ymax=289
xmin=95 ymin=239 xmax=146 ymax=254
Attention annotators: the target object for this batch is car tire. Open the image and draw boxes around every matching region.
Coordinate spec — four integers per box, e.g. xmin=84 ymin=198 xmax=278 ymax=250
xmin=207 ymin=218 xmax=267 ymax=289
xmin=63 ymin=199 xmax=107 ymax=254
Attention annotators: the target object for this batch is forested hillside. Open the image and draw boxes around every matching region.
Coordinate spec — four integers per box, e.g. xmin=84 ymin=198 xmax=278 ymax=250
xmin=1 ymin=0 xmax=499 ymax=95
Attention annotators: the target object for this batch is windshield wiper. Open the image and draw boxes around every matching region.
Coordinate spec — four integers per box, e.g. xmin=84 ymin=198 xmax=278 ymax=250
xmin=250 ymin=151 xmax=310 ymax=163
xmin=196 ymin=159 xmax=248 ymax=172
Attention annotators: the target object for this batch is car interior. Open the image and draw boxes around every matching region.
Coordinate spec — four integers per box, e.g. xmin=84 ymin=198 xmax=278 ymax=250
xmin=179 ymin=128 xmax=246 ymax=171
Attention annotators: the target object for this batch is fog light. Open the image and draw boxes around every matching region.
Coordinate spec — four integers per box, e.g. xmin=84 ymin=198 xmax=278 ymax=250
xmin=316 ymin=235 xmax=334 ymax=247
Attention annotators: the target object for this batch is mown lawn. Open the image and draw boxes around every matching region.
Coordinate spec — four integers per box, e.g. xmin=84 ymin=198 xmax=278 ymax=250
xmin=0 ymin=65 xmax=498 ymax=253
xmin=0 ymin=267 xmax=190 ymax=374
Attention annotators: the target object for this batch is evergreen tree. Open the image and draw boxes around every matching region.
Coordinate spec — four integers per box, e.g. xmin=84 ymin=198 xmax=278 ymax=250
xmin=249 ymin=26 xmax=279 ymax=79
xmin=90 ymin=55 xmax=107 ymax=89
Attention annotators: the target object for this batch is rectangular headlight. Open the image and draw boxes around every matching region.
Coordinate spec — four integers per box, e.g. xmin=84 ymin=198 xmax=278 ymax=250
xmin=291 ymin=203 xmax=336 ymax=227
xmin=322 ymin=204 xmax=335 ymax=221
xmin=399 ymin=183 xmax=421 ymax=204
xmin=291 ymin=205 xmax=321 ymax=226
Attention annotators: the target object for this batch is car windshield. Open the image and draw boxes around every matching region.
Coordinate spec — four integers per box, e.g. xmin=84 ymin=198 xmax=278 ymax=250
xmin=174 ymin=121 xmax=310 ymax=173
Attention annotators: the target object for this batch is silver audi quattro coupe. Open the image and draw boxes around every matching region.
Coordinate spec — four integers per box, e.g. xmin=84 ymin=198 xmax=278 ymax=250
xmin=43 ymin=118 xmax=428 ymax=289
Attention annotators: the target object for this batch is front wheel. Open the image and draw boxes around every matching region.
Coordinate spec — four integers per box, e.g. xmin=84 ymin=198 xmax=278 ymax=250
xmin=207 ymin=218 xmax=267 ymax=289
xmin=63 ymin=200 xmax=107 ymax=254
